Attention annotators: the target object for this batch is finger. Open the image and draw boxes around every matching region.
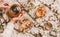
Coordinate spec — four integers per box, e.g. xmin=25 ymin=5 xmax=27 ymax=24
xmin=18 ymin=14 xmax=22 ymax=18
xmin=12 ymin=17 xmax=19 ymax=21
xmin=10 ymin=17 xmax=18 ymax=23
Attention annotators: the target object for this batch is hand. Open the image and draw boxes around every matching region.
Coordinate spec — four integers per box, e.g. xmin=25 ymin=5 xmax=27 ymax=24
xmin=10 ymin=17 xmax=18 ymax=24
xmin=18 ymin=13 xmax=24 ymax=21
xmin=10 ymin=11 xmax=24 ymax=24
xmin=0 ymin=0 xmax=9 ymax=8
xmin=10 ymin=14 xmax=23 ymax=24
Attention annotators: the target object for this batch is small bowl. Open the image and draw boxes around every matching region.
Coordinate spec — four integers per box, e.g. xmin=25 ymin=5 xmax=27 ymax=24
xmin=7 ymin=4 xmax=22 ymax=18
xmin=34 ymin=5 xmax=46 ymax=18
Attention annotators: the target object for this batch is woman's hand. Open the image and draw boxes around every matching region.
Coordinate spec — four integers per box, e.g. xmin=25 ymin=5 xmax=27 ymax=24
xmin=10 ymin=13 xmax=24 ymax=24
xmin=10 ymin=17 xmax=18 ymax=24
xmin=0 ymin=0 xmax=9 ymax=8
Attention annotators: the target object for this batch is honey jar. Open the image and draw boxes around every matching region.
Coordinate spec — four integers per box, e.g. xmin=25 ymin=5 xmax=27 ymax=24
xmin=35 ymin=5 xmax=46 ymax=18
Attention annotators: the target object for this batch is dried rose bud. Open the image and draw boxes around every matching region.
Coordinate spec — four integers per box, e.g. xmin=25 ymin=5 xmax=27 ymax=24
xmin=44 ymin=22 xmax=52 ymax=30
xmin=3 ymin=3 xmax=9 ymax=6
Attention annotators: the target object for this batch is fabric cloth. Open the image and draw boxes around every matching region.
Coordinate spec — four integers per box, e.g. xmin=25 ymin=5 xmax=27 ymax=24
xmin=3 ymin=22 xmax=15 ymax=37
